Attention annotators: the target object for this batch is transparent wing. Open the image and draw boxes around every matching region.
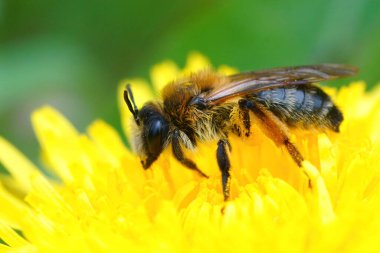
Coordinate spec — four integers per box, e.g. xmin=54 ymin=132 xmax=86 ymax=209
xmin=204 ymin=64 xmax=358 ymax=104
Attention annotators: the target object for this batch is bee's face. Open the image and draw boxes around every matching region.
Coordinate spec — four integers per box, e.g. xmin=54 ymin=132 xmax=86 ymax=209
xmin=132 ymin=103 xmax=169 ymax=169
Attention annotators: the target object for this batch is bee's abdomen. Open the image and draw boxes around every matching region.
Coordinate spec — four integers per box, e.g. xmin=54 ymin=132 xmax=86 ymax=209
xmin=252 ymin=86 xmax=343 ymax=132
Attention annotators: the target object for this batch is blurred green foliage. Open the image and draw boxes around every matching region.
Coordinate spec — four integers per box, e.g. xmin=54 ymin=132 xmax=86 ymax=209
xmin=1 ymin=0 xmax=379 ymax=163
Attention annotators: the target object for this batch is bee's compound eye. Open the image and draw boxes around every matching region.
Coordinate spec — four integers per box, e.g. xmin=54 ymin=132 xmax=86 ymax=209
xmin=145 ymin=118 xmax=169 ymax=156
xmin=138 ymin=104 xmax=169 ymax=169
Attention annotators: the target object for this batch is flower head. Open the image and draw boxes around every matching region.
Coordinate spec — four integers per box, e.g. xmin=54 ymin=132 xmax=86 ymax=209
xmin=1 ymin=52 xmax=380 ymax=252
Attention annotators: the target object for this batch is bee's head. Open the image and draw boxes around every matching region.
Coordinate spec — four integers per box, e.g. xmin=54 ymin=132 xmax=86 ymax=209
xmin=124 ymin=85 xmax=169 ymax=169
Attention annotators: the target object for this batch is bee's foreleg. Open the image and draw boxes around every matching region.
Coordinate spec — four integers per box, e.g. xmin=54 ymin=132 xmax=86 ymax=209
xmin=216 ymin=139 xmax=231 ymax=201
xmin=171 ymin=129 xmax=208 ymax=178
xmin=247 ymin=102 xmax=304 ymax=167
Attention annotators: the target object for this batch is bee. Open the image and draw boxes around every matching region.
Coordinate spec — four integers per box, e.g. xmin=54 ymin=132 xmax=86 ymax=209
xmin=124 ymin=64 xmax=358 ymax=201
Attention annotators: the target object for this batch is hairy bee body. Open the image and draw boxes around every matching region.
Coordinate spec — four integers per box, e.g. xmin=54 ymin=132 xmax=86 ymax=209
xmin=124 ymin=64 xmax=357 ymax=201
xmin=161 ymin=72 xmax=342 ymax=147
xmin=161 ymin=71 xmax=230 ymax=146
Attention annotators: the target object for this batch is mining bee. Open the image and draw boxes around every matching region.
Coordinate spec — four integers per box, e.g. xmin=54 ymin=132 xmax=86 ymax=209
xmin=124 ymin=64 xmax=358 ymax=201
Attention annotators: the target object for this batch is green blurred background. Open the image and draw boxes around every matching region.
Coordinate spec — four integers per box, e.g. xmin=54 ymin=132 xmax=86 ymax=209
xmin=1 ymin=0 xmax=380 ymax=163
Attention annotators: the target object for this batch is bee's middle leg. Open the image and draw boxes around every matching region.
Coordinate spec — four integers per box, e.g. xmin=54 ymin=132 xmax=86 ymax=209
xmin=216 ymin=139 xmax=232 ymax=201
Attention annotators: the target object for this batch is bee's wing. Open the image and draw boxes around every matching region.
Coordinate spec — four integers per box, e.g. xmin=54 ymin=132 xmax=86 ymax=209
xmin=204 ymin=64 xmax=358 ymax=104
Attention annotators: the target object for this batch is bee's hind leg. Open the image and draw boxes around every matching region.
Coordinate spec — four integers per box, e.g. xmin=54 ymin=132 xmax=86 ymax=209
xmin=172 ymin=129 xmax=209 ymax=178
xmin=216 ymin=139 xmax=232 ymax=201
xmin=244 ymin=102 xmax=308 ymax=181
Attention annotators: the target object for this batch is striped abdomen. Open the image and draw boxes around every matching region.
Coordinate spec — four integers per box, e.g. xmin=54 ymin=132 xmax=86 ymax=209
xmin=251 ymin=85 xmax=343 ymax=132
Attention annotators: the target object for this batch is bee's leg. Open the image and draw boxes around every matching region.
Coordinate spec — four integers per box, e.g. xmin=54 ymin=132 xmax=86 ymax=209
xmin=246 ymin=101 xmax=304 ymax=167
xmin=238 ymin=99 xmax=252 ymax=137
xmin=217 ymin=139 xmax=232 ymax=201
xmin=172 ymin=130 xmax=209 ymax=178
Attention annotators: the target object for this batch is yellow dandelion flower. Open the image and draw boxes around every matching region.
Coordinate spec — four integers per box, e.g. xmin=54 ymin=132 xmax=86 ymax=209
xmin=1 ymin=52 xmax=380 ymax=253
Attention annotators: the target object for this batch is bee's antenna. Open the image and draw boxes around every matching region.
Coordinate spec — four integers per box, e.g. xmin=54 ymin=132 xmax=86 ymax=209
xmin=124 ymin=84 xmax=140 ymax=125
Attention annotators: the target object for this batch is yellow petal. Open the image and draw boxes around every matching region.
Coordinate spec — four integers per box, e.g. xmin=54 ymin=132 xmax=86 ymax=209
xmin=31 ymin=106 xmax=79 ymax=182
xmin=150 ymin=60 xmax=179 ymax=92
xmin=0 ymin=182 xmax=31 ymax=229
xmin=87 ymin=120 xmax=134 ymax=167
xmin=303 ymin=161 xmax=336 ymax=224
xmin=217 ymin=65 xmax=238 ymax=75
xmin=0 ymin=221 xmax=30 ymax=248
xmin=0 ymin=137 xmax=40 ymax=192
xmin=182 ymin=51 xmax=211 ymax=74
